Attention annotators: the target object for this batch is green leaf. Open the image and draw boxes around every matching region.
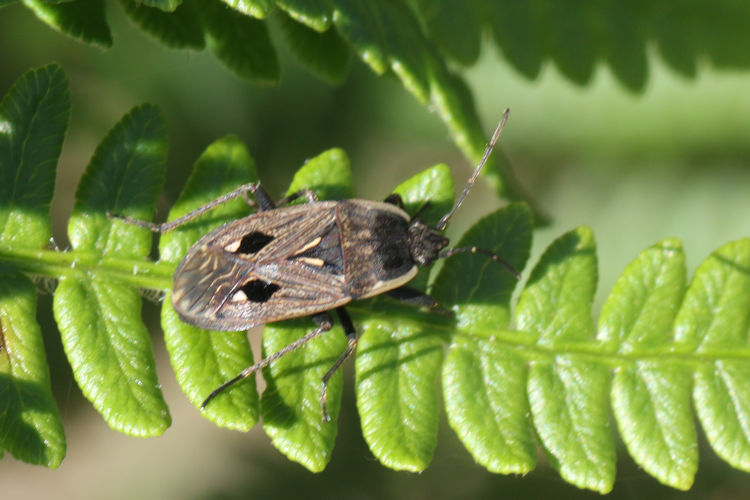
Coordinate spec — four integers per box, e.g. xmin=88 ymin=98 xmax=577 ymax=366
xmin=261 ymin=319 xmax=345 ymax=472
xmin=544 ymin=0 xmax=596 ymax=86
xmin=391 ymin=163 xmax=453 ymax=227
xmin=330 ymin=0 xmax=387 ymax=75
xmin=434 ymin=204 xmax=535 ymax=474
xmin=486 ymin=0 xmax=542 ymax=79
xmin=432 ymin=204 xmax=533 ymax=329
xmin=159 ymin=135 xmax=259 ymax=430
xmin=220 ymin=0 xmax=272 ymax=18
xmin=517 ymin=227 xmax=615 ymax=493
xmin=15 ymin=0 xmax=750 ymax=229
xmin=441 ymin=335 xmax=535 ymax=474
xmin=0 ymin=63 xmax=69 ymax=249
xmin=516 ymin=227 xmax=597 ymax=343
xmin=355 ymin=317 xmax=443 ymax=471
xmin=18 ymin=0 xmax=545 ymax=214
xmin=414 ymin=0 xmax=480 ymax=65
xmin=285 ymin=148 xmax=354 ymax=200
xmin=611 ymin=361 xmax=695 ymax=489
xmin=23 ymin=0 xmax=112 ymax=47
xmin=598 ymin=238 xmax=686 ymax=352
xmin=163 ymin=302 xmax=258 ymax=430
xmin=139 ymin=0 xmax=182 ymax=11
xmin=54 ymin=276 xmax=170 ymax=436
xmin=68 ymin=104 xmax=166 ymax=257
xmin=599 ymin=238 xmax=696 ymax=489
xmin=340 ymin=3 xmax=534 ymax=211
xmin=54 ymin=104 xmax=170 ymax=436
xmin=686 ymin=0 xmax=750 ymax=70
xmin=675 ymin=239 xmax=750 ymax=471
xmin=277 ymin=13 xmax=351 ymax=84
xmin=694 ymin=361 xmax=750 ymax=471
xmin=484 ymin=1 xmax=750 ymax=88
xmin=276 ymin=0 xmax=333 ymax=31
xmin=332 ymin=0 xmax=429 ymax=102
xmin=198 ymin=0 xmax=279 ymax=84
xmin=429 ymin=66 xmax=531 ymax=214
xmin=120 ymin=0 xmax=204 ymax=49
xmin=529 ymin=359 xmax=614 ymax=493
xmin=599 ymin=2 xmax=648 ymax=92
xmin=651 ymin=4 xmax=699 ymax=78
xmin=0 ymin=64 xmax=68 ymax=468
xmin=675 ymin=239 xmax=750 ymax=351
xmin=329 ymin=1 xmax=535 ymax=210
xmin=0 ymin=273 xmax=65 ymax=468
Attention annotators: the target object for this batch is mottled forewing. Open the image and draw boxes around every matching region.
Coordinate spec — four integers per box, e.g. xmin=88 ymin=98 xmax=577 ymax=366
xmin=172 ymin=202 xmax=350 ymax=331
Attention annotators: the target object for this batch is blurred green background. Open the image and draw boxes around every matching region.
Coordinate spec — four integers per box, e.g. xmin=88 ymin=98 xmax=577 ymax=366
xmin=2 ymin=2 xmax=750 ymax=498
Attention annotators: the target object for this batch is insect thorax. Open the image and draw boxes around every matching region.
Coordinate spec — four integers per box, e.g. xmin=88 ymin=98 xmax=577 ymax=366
xmin=336 ymin=200 xmax=418 ymax=299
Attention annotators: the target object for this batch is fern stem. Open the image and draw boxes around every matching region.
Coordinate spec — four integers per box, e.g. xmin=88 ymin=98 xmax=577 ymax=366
xmin=0 ymin=247 xmax=174 ymax=291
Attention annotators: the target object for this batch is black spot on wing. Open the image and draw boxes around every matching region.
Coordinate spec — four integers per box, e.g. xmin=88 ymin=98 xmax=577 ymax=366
xmin=241 ymin=280 xmax=281 ymax=303
xmin=237 ymin=231 xmax=274 ymax=254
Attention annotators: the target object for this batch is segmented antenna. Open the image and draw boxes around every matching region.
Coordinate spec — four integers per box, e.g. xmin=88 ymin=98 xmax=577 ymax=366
xmin=436 ymin=108 xmax=510 ymax=231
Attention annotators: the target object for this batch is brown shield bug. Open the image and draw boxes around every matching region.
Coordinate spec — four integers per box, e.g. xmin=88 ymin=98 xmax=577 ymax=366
xmin=114 ymin=109 xmax=516 ymax=421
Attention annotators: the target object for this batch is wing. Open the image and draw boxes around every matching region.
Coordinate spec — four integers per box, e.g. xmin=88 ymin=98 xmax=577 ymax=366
xmin=171 ymin=202 xmax=351 ymax=331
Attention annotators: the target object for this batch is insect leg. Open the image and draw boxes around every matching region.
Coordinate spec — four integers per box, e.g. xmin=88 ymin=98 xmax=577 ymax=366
xmin=224 ymin=183 xmax=308 ymax=211
xmin=439 ymin=247 xmax=521 ymax=279
xmin=320 ymin=307 xmax=357 ymax=422
xmin=385 ymin=287 xmax=450 ymax=315
xmin=109 ymin=182 xmax=263 ymax=232
xmin=201 ymin=312 xmax=334 ymax=409
xmin=252 ymin=184 xmax=277 ymax=211
xmin=274 ymin=189 xmax=318 ymax=207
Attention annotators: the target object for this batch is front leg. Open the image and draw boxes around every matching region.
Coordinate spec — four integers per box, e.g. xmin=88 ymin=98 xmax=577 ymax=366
xmin=275 ymin=188 xmax=318 ymax=207
xmin=108 ymin=182 xmax=280 ymax=232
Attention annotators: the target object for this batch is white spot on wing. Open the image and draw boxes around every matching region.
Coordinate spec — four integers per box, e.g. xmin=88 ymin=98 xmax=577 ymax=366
xmin=224 ymin=240 xmax=241 ymax=253
xmin=298 ymin=256 xmax=325 ymax=267
xmin=294 ymin=236 xmax=322 ymax=255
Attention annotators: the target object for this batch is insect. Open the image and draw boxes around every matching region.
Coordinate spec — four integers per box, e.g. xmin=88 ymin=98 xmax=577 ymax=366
xmin=114 ymin=109 xmax=516 ymax=421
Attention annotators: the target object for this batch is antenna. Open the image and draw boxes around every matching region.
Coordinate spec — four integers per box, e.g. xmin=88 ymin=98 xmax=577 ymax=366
xmin=436 ymin=108 xmax=510 ymax=231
